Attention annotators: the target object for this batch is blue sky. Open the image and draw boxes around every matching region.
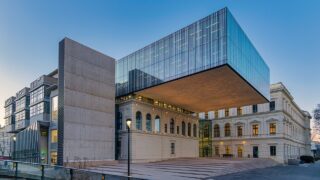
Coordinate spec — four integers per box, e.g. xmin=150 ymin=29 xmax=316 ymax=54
xmin=0 ymin=0 xmax=319 ymax=126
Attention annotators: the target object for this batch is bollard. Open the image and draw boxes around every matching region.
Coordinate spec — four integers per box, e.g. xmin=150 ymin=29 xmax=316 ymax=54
xmin=41 ymin=164 xmax=45 ymax=180
xmin=14 ymin=162 xmax=18 ymax=178
xmin=70 ymin=168 xmax=74 ymax=180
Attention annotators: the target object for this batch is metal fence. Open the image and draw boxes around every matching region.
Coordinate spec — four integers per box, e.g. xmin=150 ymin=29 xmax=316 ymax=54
xmin=0 ymin=160 xmax=141 ymax=180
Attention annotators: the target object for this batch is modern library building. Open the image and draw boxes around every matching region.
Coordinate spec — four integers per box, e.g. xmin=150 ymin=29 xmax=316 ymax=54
xmin=0 ymin=7 xmax=311 ymax=165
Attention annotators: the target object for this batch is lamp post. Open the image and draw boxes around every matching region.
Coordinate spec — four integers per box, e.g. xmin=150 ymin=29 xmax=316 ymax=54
xmin=126 ymin=118 xmax=132 ymax=177
xmin=13 ymin=136 xmax=16 ymax=160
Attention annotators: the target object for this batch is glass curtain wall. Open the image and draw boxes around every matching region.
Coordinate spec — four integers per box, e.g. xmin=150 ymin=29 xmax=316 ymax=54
xmin=226 ymin=10 xmax=270 ymax=99
xmin=116 ymin=8 xmax=270 ymax=100
xmin=14 ymin=122 xmax=40 ymax=163
xmin=199 ymin=120 xmax=212 ymax=157
xmin=116 ymin=8 xmax=227 ymax=96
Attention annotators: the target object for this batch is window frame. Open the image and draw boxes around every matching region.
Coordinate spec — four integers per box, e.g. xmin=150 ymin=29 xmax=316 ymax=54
xmin=146 ymin=113 xmax=152 ymax=132
xmin=252 ymin=124 xmax=259 ymax=136
xmin=182 ymin=121 xmax=186 ymax=136
xmin=193 ymin=124 xmax=197 ymax=137
xmin=135 ymin=111 xmax=142 ymax=130
xmin=154 ymin=115 xmax=160 ymax=133
xmin=237 ymin=125 xmax=243 ymax=137
xmin=269 ymin=123 xmax=276 ymax=135
xmin=270 ymin=146 xmax=276 ymax=156
xmin=270 ymin=101 xmax=275 ymax=111
xmin=170 ymin=119 xmax=175 ymax=134
xmin=170 ymin=142 xmax=175 ymax=155
xmin=187 ymin=123 xmax=191 ymax=136
xmin=224 ymin=123 xmax=231 ymax=137
xmin=214 ymin=124 xmax=220 ymax=138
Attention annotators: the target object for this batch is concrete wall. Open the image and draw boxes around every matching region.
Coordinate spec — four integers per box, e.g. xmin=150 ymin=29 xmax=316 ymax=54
xmin=58 ymin=38 xmax=115 ymax=166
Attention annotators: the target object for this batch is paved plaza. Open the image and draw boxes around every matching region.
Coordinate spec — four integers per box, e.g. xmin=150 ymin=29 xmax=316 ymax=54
xmin=86 ymin=158 xmax=278 ymax=180
xmin=213 ymin=161 xmax=320 ymax=180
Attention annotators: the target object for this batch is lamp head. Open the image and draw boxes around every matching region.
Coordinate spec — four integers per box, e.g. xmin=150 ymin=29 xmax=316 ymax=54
xmin=13 ymin=136 xmax=16 ymax=141
xmin=126 ymin=118 xmax=132 ymax=128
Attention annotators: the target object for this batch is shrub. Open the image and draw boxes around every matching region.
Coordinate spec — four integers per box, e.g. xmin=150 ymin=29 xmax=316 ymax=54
xmin=300 ymin=155 xmax=315 ymax=163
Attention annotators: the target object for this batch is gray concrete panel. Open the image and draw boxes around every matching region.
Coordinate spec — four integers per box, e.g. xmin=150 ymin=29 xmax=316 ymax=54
xmin=58 ymin=38 xmax=115 ymax=165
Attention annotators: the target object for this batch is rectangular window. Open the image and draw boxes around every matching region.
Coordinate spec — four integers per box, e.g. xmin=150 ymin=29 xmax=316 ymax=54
xmin=270 ymin=146 xmax=276 ymax=156
xmin=269 ymin=123 xmax=276 ymax=135
xmin=252 ymin=105 xmax=258 ymax=113
xmin=51 ymin=130 xmax=58 ymax=143
xmin=252 ymin=124 xmax=259 ymax=136
xmin=225 ymin=146 xmax=231 ymax=154
xmin=16 ymin=97 xmax=26 ymax=111
xmin=155 ymin=118 xmax=160 ymax=133
xmin=237 ymin=107 xmax=242 ymax=116
xmin=16 ymin=111 xmax=26 ymax=121
xmin=51 ymin=96 xmax=58 ymax=121
xmin=171 ymin=143 xmax=175 ymax=155
xmin=225 ymin=109 xmax=229 ymax=117
xmin=214 ymin=111 xmax=218 ymax=119
xmin=30 ymin=86 xmax=44 ymax=104
xmin=50 ymin=151 xmax=57 ymax=165
xmin=237 ymin=126 xmax=243 ymax=137
xmin=270 ymin=101 xmax=275 ymax=111
xmin=165 ymin=124 xmax=167 ymax=133
xmin=5 ymin=106 xmax=12 ymax=117
xmin=30 ymin=102 xmax=44 ymax=117
xmin=215 ymin=146 xmax=220 ymax=156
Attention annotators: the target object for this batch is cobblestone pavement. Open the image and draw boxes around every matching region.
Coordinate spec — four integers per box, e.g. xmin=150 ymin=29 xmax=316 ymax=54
xmin=211 ymin=161 xmax=320 ymax=180
xmin=87 ymin=158 xmax=278 ymax=180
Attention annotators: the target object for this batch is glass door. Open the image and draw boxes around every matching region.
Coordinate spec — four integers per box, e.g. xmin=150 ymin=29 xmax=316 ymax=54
xmin=253 ymin=146 xmax=259 ymax=158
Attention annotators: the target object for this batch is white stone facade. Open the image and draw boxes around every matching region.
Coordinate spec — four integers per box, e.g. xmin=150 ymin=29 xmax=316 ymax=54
xmin=118 ymin=99 xmax=199 ymax=162
xmin=210 ymin=83 xmax=312 ymax=163
xmin=116 ymin=83 xmax=311 ymax=164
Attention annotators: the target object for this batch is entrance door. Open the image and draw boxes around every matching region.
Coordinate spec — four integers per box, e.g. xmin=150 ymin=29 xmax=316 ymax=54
xmin=253 ymin=146 xmax=259 ymax=158
xmin=199 ymin=121 xmax=212 ymax=157
xmin=237 ymin=146 xmax=243 ymax=158
xmin=204 ymin=146 xmax=209 ymax=157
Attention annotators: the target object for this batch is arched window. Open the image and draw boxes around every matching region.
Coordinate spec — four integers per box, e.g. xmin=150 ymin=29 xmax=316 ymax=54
xmin=214 ymin=124 xmax=220 ymax=137
xmin=170 ymin=119 xmax=175 ymax=134
xmin=136 ymin=111 xmax=142 ymax=130
xmin=188 ymin=123 xmax=191 ymax=136
xmin=224 ymin=123 xmax=231 ymax=137
xmin=155 ymin=115 xmax=160 ymax=133
xmin=146 ymin=113 xmax=152 ymax=132
xmin=182 ymin=121 xmax=186 ymax=136
xmin=193 ymin=124 xmax=197 ymax=137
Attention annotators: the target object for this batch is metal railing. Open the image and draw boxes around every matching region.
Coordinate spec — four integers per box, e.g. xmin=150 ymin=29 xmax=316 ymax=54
xmin=0 ymin=160 xmax=140 ymax=180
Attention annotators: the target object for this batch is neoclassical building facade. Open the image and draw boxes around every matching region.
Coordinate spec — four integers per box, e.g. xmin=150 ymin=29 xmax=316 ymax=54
xmin=208 ymin=83 xmax=312 ymax=163
xmin=116 ymin=95 xmax=199 ymax=162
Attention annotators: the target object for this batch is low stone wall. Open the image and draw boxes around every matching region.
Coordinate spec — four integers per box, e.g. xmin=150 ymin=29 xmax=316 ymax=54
xmin=64 ymin=160 xmax=118 ymax=168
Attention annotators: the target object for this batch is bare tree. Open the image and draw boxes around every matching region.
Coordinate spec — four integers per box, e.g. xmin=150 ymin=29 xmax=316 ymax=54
xmin=313 ymin=104 xmax=320 ymax=136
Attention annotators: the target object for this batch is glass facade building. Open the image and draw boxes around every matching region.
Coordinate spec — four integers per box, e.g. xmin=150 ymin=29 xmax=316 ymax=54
xmin=116 ymin=8 xmax=269 ymax=100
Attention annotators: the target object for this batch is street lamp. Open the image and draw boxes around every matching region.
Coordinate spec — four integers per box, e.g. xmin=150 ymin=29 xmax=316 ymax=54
xmin=13 ymin=136 xmax=16 ymax=160
xmin=126 ymin=118 xmax=132 ymax=177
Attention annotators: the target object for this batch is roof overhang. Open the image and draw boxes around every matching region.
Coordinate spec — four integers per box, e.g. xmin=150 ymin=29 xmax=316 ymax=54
xmin=136 ymin=65 xmax=268 ymax=112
